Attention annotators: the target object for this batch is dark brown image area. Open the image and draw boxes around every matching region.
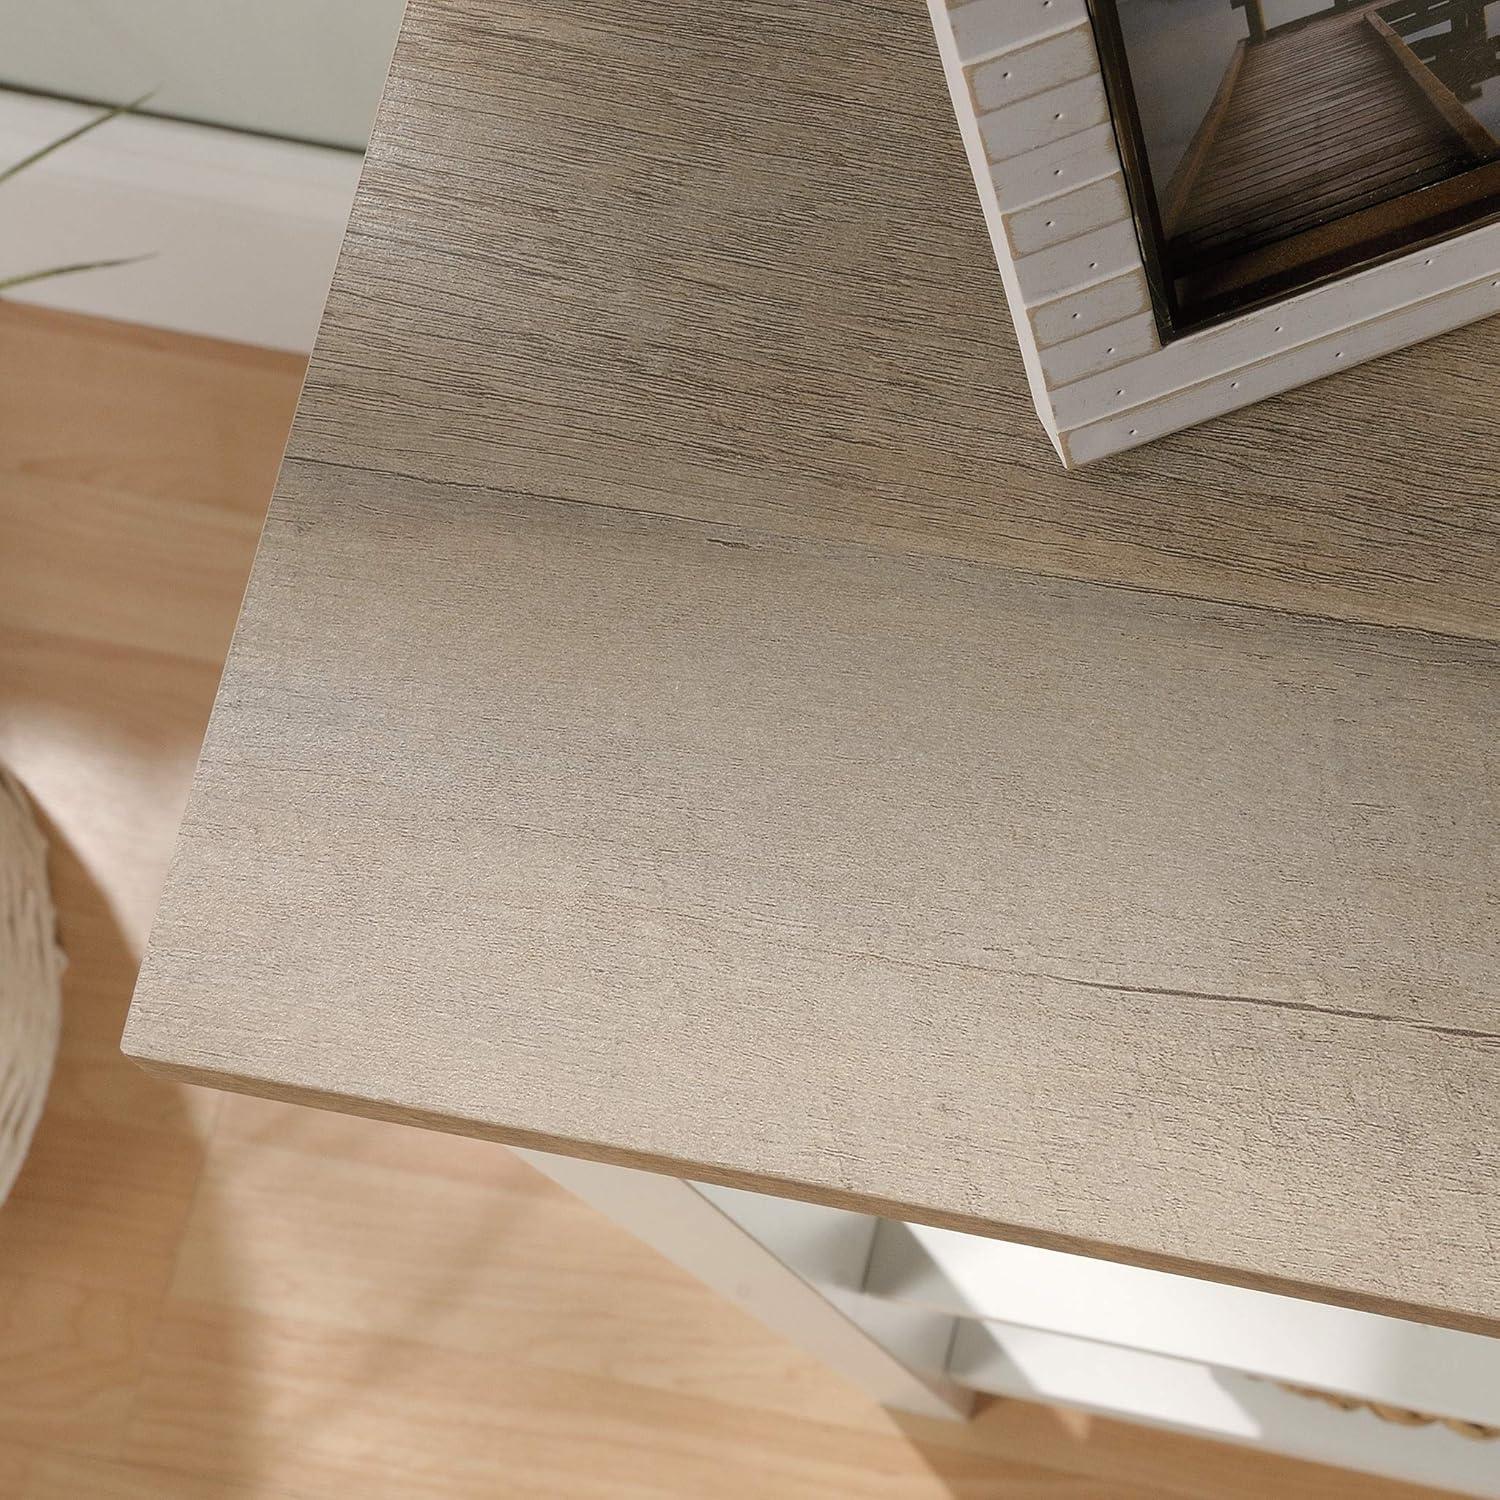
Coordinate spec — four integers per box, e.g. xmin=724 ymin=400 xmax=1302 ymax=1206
xmin=1103 ymin=0 xmax=1500 ymax=328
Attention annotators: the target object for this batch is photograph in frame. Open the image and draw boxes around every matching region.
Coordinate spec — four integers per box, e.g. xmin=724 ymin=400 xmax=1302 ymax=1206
xmin=924 ymin=0 xmax=1500 ymax=465
xmin=1094 ymin=0 xmax=1500 ymax=331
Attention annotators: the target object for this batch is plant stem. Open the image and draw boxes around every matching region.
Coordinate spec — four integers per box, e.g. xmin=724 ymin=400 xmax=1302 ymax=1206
xmin=0 ymin=92 xmax=154 ymax=186
xmin=0 ymin=256 xmax=152 ymax=294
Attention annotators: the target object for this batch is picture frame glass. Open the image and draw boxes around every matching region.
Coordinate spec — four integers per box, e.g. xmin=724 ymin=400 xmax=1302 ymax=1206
xmin=1091 ymin=0 xmax=1500 ymax=332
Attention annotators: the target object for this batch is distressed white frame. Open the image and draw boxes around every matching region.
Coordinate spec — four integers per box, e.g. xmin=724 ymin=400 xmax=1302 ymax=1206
xmin=924 ymin=0 xmax=1500 ymax=466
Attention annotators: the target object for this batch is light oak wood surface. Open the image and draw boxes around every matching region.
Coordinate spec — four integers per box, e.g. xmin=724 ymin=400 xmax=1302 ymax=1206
xmin=123 ymin=0 xmax=1498 ymax=1337
xmin=289 ymin=0 xmax=1499 ymax=643
xmin=4 ymin=301 xmax=1448 ymax=1500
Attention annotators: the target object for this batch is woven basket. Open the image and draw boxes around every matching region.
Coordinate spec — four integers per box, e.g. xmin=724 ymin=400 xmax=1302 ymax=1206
xmin=1276 ymin=1382 xmax=1499 ymax=1442
xmin=0 ymin=768 xmax=63 ymax=1207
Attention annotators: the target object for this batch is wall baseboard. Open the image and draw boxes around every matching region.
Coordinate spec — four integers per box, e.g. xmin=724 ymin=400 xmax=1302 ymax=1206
xmin=0 ymin=90 xmax=360 ymax=352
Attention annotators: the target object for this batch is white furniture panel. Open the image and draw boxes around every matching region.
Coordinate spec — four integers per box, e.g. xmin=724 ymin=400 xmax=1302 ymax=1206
xmin=517 ymin=1150 xmax=1500 ymax=1495
xmin=511 ymin=1150 xmax=972 ymax=1420
xmin=952 ymin=1321 xmax=1500 ymax=1497
xmin=866 ymin=1219 xmax=1500 ymax=1429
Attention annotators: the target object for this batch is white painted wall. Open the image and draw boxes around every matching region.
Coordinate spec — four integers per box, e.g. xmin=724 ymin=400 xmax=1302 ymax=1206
xmin=0 ymin=0 xmax=408 ymax=149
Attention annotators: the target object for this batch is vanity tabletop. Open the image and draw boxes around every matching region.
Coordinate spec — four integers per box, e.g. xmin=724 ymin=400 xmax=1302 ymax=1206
xmin=125 ymin=0 xmax=1500 ymax=1336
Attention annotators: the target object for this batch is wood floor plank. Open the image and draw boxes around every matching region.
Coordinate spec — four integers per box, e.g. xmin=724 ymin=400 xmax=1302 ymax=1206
xmin=22 ymin=1450 xmax=300 ymax=1500
xmin=0 ymin=481 xmax=263 ymax=667
xmin=0 ymin=1111 xmax=206 ymax=1299
xmin=126 ymin=1299 xmax=1168 ymax=1500
xmin=214 ymin=1092 xmax=518 ymax=1187
xmin=0 ymin=304 xmax=301 ymax=515
xmin=165 ymin=1128 xmax=893 ymax=1435
xmin=0 ymin=305 xmax=296 ymax=1475
xmin=0 ymin=626 xmax=223 ymax=1301
xmin=0 ymin=304 xmax=297 ymax=667
xmin=0 ymin=624 xmax=227 ymax=948
xmin=0 ymin=1441 xmax=34 ymax=1499
xmin=894 ymin=1400 xmax=1474 ymax=1500
xmin=0 ymin=1276 xmax=152 ymax=1458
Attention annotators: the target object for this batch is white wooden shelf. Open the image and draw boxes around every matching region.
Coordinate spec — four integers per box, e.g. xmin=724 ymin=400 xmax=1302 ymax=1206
xmin=516 ymin=1151 xmax=1500 ymax=1497
xmin=951 ymin=1321 xmax=1500 ymax=1497
xmin=864 ymin=1219 xmax=1500 ymax=1429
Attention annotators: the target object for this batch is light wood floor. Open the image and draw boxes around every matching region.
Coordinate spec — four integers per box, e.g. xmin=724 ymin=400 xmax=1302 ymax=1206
xmin=0 ymin=302 xmax=1454 ymax=1499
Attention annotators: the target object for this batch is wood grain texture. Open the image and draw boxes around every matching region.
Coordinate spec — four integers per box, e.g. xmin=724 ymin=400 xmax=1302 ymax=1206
xmin=129 ymin=449 xmax=1500 ymax=1334
xmin=3 ymin=306 xmax=1461 ymax=1499
xmin=270 ymin=0 xmax=1498 ymax=642
xmin=124 ymin=0 xmax=1500 ymax=1335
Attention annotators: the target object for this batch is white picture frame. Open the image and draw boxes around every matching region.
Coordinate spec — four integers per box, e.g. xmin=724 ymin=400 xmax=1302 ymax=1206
xmin=924 ymin=0 xmax=1500 ymax=467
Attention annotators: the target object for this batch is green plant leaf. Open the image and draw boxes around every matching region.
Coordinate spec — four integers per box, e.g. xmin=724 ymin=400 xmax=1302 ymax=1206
xmin=0 ymin=92 xmax=155 ymax=186
xmin=0 ymin=255 xmax=153 ymax=294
